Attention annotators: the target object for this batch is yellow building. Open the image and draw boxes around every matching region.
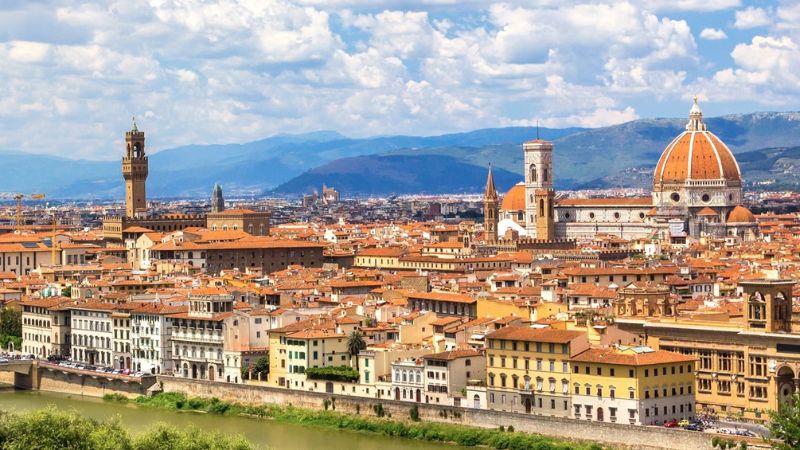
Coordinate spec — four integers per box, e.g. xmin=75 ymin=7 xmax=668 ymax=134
xmin=617 ymin=279 xmax=800 ymax=422
xmin=570 ymin=346 xmax=696 ymax=425
xmin=485 ymin=326 xmax=589 ymax=417
xmin=268 ymin=322 xmax=349 ymax=389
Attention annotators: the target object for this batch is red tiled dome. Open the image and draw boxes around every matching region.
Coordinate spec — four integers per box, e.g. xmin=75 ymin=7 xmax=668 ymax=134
xmin=727 ymin=205 xmax=755 ymax=223
xmin=500 ymin=184 xmax=526 ymax=211
xmin=653 ymin=99 xmax=741 ymax=186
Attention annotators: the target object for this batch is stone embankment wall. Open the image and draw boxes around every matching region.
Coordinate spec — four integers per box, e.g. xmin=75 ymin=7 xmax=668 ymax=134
xmin=159 ymin=376 xmax=721 ymax=450
xmin=4 ymin=362 xmax=156 ymax=398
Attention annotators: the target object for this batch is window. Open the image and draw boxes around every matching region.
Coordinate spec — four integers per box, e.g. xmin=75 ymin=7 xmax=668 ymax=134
xmin=749 ymin=356 xmax=767 ymax=377
xmin=699 ymin=351 xmax=713 ymax=370
xmin=750 ymin=385 xmax=768 ymax=399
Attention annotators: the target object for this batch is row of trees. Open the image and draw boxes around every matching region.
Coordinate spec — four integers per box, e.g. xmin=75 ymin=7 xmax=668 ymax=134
xmin=0 ymin=407 xmax=254 ymax=449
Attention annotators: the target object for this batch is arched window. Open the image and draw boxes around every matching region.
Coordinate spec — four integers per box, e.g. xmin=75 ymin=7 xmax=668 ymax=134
xmin=543 ymin=168 xmax=548 ymax=182
xmin=530 ymin=164 xmax=537 ymax=182
xmin=539 ymin=199 xmax=545 ymax=216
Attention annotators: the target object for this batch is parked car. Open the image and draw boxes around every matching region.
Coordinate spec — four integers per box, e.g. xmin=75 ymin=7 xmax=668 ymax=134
xmin=678 ymin=419 xmax=690 ymax=427
xmin=663 ymin=419 xmax=679 ymax=428
xmin=122 ymin=368 xmax=131 ymax=375
xmin=685 ymin=423 xmax=704 ymax=432
xmin=0 ymin=358 xmax=8 ymax=363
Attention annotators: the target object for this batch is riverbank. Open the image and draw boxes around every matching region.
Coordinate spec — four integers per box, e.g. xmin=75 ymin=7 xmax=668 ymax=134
xmin=1 ymin=390 xmax=463 ymax=450
xmin=130 ymin=392 xmax=604 ymax=450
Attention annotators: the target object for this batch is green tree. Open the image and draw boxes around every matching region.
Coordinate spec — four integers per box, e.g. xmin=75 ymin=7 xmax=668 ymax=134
xmin=251 ymin=357 xmax=269 ymax=378
xmin=767 ymin=391 xmax=800 ymax=450
xmin=346 ymin=330 xmax=366 ymax=371
xmin=0 ymin=308 xmax=21 ymax=337
xmin=0 ymin=407 xmax=254 ymax=450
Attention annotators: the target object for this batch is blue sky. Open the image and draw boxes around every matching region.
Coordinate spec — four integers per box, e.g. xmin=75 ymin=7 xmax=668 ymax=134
xmin=0 ymin=0 xmax=796 ymax=160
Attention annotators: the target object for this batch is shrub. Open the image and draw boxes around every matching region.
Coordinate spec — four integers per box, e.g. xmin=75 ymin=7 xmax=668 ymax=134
xmin=0 ymin=407 xmax=255 ymax=450
xmin=304 ymin=366 xmax=359 ymax=382
xmin=102 ymin=393 xmax=129 ymax=403
xmin=409 ymin=405 xmax=420 ymax=422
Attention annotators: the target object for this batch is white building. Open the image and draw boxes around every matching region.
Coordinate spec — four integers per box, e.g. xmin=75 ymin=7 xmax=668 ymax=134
xmin=391 ymin=358 xmax=425 ymax=402
xmin=169 ymin=288 xmax=231 ymax=381
xmin=131 ymin=303 xmax=175 ymax=374
xmin=69 ymin=302 xmax=116 ymax=366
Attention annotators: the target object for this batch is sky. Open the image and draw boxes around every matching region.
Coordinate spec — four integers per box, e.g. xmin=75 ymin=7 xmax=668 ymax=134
xmin=0 ymin=0 xmax=797 ymax=160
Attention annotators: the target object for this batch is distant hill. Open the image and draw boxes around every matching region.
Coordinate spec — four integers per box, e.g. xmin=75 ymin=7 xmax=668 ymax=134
xmin=1 ymin=112 xmax=799 ymax=198
xmin=274 ymin=154 xmax=521 ymax=195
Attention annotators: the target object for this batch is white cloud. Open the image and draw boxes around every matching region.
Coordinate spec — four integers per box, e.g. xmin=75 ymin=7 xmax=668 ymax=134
xmin=541 ymin=107 xmax=639 ymax=128
xmin=693 ymin=35 xmax=800 ymax=106
xmin=642 ymin=0 xmax=740 ymax=12
xmin=733 ymin=6 xmax=771 ymax=29
xmin=700 ymin=28 xmax=727 ymax=40
xmin=0 ymin=0 xmax=791 ymax=160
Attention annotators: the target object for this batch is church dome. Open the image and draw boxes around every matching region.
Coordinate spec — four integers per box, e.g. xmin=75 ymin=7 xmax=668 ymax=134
xmin=500 ymin=183 xmax=526 ymax=211
xmin=727 ymin=205 xmax=755 ymax=223
xmin=653 ymin=98 xmax=741 ymax=186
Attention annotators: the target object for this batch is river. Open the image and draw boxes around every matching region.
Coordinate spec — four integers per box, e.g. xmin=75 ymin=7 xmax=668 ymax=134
xmin=0 ymin=388 xmax=468 ymax=450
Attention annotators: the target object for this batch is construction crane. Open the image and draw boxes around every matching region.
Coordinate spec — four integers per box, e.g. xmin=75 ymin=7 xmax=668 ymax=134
xmin=0 ymin=192 xmax=46 ymax=233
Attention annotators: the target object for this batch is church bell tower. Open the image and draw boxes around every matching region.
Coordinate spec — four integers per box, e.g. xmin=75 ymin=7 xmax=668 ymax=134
xmin=122 ymin=118 xmax=148 ymax=218
xmin=523 ymin=137 xmax=555 ymax=240
xmin=483 ymin=165 xmax=499 ymax=242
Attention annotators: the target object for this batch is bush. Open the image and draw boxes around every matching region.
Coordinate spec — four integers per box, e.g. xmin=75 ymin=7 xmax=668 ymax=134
xmin=103 ymin=393 xmax=129 ymax=403
xmin=0 ymin=407 xmax=254 ymax=450
xmin=409 ymin=405 xmax=420 ymax=422
xmin=304 ymin=366 xmax=359 ymax=382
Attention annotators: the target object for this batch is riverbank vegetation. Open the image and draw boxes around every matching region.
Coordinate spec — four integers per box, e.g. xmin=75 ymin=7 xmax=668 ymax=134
xmin=304 ymin=365 xmax=360 ymax=382
xmin=132 ymin=392 xmax=605 ymax=450
xmin=0 ymin=309 xmax=21 ymax=351
xmin=0 ymin=406 xmax=254 ymax=449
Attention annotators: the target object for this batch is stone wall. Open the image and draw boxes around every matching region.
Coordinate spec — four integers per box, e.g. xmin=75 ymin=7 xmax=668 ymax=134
xmin=20 ymin=364 xmax=157 ymax=398
xmin=158 ymin=376 xmax=720 ymax=450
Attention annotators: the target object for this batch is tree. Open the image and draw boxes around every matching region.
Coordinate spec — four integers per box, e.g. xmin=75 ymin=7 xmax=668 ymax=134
xmin=251 ymin=357 xmax=269 ymax=378
xmin=0 ymin=308 xmax=21 ymax=338
xmin=767 ymin=391 xmax=800 ymax=450
xmin=347 ymin=331 xmax=366 ymax=371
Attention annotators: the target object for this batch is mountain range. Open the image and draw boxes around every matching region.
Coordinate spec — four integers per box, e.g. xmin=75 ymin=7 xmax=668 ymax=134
xmin=1 ymin=112 xmax=799 ymax=199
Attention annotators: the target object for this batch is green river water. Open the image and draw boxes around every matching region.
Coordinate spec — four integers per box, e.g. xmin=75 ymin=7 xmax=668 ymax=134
xmin=0 ymin=388 xmax=468 ymax=450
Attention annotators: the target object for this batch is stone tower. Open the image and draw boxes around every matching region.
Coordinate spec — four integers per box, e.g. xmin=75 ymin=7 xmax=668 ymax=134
xmin=211 ymin=183 xmax=225 ymax=213
xmin=523 ymin=138 xmax=555 ymax=240
xmin=483 ymin=164 xmax=499 ymax=242
xmin=122 ymin=118 xmax=148 ymax=218
xmin=740 ymin=279 xmax=795 ymax=333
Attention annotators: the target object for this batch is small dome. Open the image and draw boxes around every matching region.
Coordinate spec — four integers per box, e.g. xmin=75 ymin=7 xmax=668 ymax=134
xmin=697 ymin=207 xmax=718 ymax=216
xmin=653 ymin=100 xmax=741 ymax=185
xmin=500 ymin=183 xmax=526 ymax=211
xmin=727 ymin=205 xmax=755 ymax=223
